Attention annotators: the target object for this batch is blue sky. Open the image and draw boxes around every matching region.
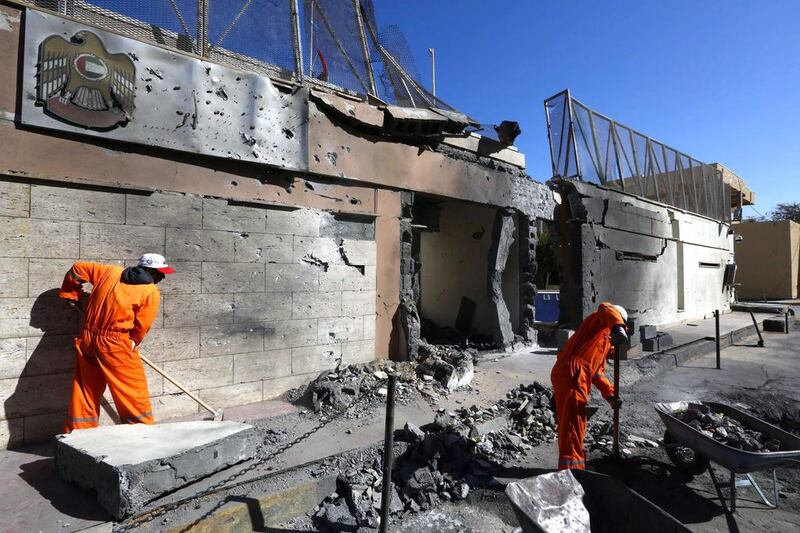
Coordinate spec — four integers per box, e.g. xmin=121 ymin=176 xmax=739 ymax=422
xmin=375 ymin=0 xmax=800 ymax=216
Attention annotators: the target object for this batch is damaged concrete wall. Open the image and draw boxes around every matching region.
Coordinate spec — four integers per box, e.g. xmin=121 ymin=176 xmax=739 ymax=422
xmin=0 ymin=176 xmax=377 ymax=449
xmin=487 ymin=209 xmax=517 ymax=346
xmin=558 ymin=179 xmax=732 ymax=328
xmin=418 ymin=201 xmax=519 ymax=340
xmin=517 ymin=215 xmax=538 ymax=342
xmin=307 ymin=100 xmax=555 ymax=221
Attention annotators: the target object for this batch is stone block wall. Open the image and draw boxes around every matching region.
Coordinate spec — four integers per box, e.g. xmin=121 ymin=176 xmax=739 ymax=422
xmin=0 ymin=177 xmax=376 ymax=448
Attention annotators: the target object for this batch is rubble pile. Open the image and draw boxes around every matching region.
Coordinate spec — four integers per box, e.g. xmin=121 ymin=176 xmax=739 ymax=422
xmin=291 ymin=346 xmax=481 ymax=418
xmin=312 ymin=382 xmax=564 ymax=531
xmin=291 ymin=361 xmax=418 ymax=418
xmin=495 ymin=382 xmax=557 ymax=444
xmin=313 ymin=462 xmax=405 ymax=531
xmin=677 ymin=403 xmax=782 ymax=452
xmin=585 ymin=420 xmax=660 ymax=456
xmin=313 ymin=421 xmax=486 ymax=532
xmin=432 ymin=382 xmax=558 ymax=462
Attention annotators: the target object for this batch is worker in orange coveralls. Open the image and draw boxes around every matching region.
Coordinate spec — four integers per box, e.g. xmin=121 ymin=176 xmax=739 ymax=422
xmin=59 ymin=253 xmax=175 ymax=432
xmin=551 ymin=302 xmax=629 ymax=470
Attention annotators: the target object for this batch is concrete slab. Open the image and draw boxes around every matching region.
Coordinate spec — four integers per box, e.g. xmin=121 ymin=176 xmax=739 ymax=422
xmin=55 ymin=421 xmax=259 ymax=519
xmin=0 ymin=401 xmax=302 ymax=533
xmin=732 ymin=302 xmax=790 ymax=314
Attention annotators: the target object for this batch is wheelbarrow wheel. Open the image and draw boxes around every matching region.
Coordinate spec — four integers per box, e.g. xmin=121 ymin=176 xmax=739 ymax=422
xmin=663 ymin=430 xmax=709 ymax=476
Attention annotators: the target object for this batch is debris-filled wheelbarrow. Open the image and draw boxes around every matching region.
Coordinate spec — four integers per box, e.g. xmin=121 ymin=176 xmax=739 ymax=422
xmin=656 ymin=401 xmax=800 ymax=513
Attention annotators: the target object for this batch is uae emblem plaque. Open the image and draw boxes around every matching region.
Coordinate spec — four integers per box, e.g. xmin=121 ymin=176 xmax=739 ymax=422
xmin=36 ymin=30 xmax=136 ymax=129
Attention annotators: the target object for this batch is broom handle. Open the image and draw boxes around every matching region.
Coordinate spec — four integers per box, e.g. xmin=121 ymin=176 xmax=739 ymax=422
xmin=138 ymin=353 xmax=218 ymax=416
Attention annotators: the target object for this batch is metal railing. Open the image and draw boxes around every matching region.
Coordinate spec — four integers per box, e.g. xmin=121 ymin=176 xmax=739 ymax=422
xmin=545 ymin=89 xmax=731 ymax=222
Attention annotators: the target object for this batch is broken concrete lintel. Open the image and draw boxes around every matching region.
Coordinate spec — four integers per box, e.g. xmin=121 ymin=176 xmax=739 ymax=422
xmin=487 ymin=209 xmax=516 ymax=347
xmin=384 ymin=105 xmax=449 ymax=124
xmin=310 ymin=91 xmax=470 ymax=138
xmin=55 ymin=421 xmax=260 ymax=519
xmin=310 ymin=89 xmax=385 ymax=130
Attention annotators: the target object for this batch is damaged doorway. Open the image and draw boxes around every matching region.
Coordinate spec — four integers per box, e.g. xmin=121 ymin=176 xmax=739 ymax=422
xmin=532 ymin=218 xmax=561 ymax=346
xmin=414 ymin=197 xmax=520 ymax=350
xmin=534 ymin=219 xmax=560 ymax=321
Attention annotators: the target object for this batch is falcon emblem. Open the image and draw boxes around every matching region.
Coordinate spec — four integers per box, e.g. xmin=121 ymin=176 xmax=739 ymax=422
xmin=36 ymin=31 xmax=135 ymax=129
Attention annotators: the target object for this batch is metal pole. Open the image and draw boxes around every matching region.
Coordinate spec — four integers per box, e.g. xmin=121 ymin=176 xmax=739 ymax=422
xmin=428 ymin=47 xmax=436 ymax=97
xmin=715 ymin=309 xmax=721 ymax=369
xmin=566 ymin=91 xmax=583 ymax=179
xmin=290 ymin=0 xmax=304 ymax=80
xmin=354 ymin=0 xmax=376 ymax=95
xmin=308 ymin=0 xmax=315 ymax=74
xmin=612 ymin=342 xmax=621 ymax=460
xmin=379 ymin=373 xmax=396 ymax=533
xmin=785 ymin=312 xmax=790 ymax=334
xmin=750 ymin=311 xmax=764 ymax=347
xmin=197 ymin=0 xmax=209 ymax=57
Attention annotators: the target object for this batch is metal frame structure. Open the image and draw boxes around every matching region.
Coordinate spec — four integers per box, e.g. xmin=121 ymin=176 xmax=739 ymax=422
xmin=545 ymin=89 xmax=731 ymax=222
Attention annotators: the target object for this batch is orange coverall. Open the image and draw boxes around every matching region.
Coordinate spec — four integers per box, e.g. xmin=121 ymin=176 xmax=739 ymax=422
xmin=60 ymin=262 xmax=160 ymax=432
xmin=551 ymin=302 xmax=625 ymax=470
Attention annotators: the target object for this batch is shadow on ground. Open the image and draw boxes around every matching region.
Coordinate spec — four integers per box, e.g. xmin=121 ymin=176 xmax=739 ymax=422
xmin=226 ymin=495 xmax=309 ymax=533
xmin=586 ymin=456 xmax=743 ymax=531
xmin=15 ymin=444 xmax=110 ymax=522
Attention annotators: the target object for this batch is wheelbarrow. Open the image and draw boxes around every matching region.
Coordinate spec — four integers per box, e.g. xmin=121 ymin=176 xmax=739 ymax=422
xmin=656 ymin=401 xmax=800 ymax=513
xmin=506 ymin=469 xmax=690 ymax=532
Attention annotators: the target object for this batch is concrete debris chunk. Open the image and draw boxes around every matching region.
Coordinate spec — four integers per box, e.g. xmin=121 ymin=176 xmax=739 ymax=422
xmin=763 ymin=315 xmax=790 ymax=333
xmin=55 ymin=421 xmax=259 ymax=519
xmin=404 ymin=422 xmax=426 ymax=444
xmin=416 ymin=345 xmax=474 ymax=391
xmin=642 ymin=332 xmax=673 ymax=352
xmin=505 ymin=470 xmax=591 ymax=533
xmin=639 ymin=324 xmax=657 ymax=341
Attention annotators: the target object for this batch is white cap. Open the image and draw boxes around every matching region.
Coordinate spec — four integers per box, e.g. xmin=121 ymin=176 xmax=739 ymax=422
xmin=138 ymin=253 xmax=175 ymax=274
xmin=612 ymin=305 xmax=628 ymax=323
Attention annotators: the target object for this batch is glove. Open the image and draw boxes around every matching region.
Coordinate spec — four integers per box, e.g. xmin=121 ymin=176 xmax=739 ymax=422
xmin=610 ymin=325 xmax=628 ymax=346
xmin=607 ymin=396 xmax=622 ymax=409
